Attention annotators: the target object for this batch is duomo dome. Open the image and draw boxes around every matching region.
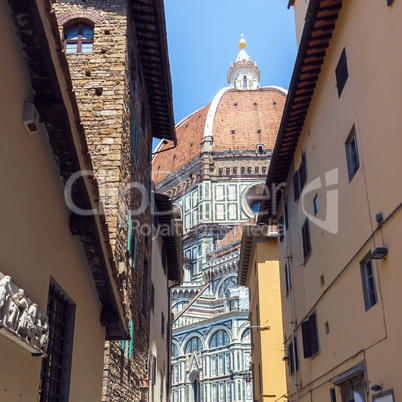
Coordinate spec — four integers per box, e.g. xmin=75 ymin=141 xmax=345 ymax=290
xmin=153 ymin=37 xmax=287 ymax=199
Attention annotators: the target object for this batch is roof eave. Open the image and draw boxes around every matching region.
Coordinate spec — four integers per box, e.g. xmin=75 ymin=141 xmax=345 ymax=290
xmin=258 ymin=0 xmax=342 ymax=223
xmin=129 ymin=0 xmax=177 ymax=144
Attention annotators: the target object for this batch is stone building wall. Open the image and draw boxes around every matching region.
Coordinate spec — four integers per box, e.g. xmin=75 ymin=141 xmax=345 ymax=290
xmin=52 ymin=1 xmax=152 ymax=400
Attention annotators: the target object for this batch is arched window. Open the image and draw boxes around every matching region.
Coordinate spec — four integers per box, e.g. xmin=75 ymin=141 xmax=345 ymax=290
xmin=64 ymin=23 xmax=94 ymax=54
xmin=209 ymin=330 xmax=230 ymax=348
xmin=243 ymin=75 xmax=247 ymax=89
xmin=185 ymin=337 xmax=203 ymax=354
xmin=172 ymin=343 xmax=179 ymax=358
xmin=241 ymin=328 xmax=250 ymax=343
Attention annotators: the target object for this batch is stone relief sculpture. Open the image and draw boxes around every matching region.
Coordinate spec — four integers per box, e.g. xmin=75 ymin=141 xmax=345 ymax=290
xmin=0 ymin=272 xmax=49 ymax=354
xmin=0 ymin=276 xmax=12 ymax=313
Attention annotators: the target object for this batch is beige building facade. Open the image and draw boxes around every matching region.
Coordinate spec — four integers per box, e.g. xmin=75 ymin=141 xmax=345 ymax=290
xmin=259 ymin=0 xmax=402 ymax=401
xmin=149 ymin=193 xmax=183 ymax=402
xmin=0 ymin=1 xmax=127 ymax=400
xmin=238 ymin=226 xmax=287 ymax=402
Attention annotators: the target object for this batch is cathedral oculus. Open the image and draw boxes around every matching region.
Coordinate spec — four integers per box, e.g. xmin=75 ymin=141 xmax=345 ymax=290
xmin=152 ymin=37 xmax=286 ymax=402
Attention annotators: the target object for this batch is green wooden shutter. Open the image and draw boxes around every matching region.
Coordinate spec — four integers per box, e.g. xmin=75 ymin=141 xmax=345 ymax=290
xmin=128 ymin=320 xmax=134 ymax=359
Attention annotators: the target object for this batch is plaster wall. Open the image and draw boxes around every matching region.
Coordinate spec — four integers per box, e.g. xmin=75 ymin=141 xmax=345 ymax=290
xmin=278 ymin=0 xmax=402 ymax=400
xmin=247 ymin=239 xmax=286 ymax=402
xmin=0 ymin=2 xmax=105 ymax=400
xmin=149 ymin=234 xmax=170 ymax=402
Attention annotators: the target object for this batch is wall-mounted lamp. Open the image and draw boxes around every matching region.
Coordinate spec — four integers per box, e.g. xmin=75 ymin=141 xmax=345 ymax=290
xmin=371 ymin=384 xmax=383 ymax=392
xmin=371 ymin=248 xmax=388 ymax=260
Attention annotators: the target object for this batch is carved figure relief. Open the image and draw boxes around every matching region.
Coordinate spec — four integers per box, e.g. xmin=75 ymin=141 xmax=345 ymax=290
xmin=0 ymin=272 xmax=49 ymax=354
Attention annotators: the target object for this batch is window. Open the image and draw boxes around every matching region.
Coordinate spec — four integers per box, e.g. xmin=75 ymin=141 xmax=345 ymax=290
xmin=250 ymin=200 xmax=262 ymax=214
xmin=172 ymin=343 xmax=179 ymax=358
xmin=258 ymin=364 xmax=262 ymax=396
xmin=38 ymin=283 xmax=75 ymax=401
xmin=301 ymin=312 xmax=319 ymax=358
xmin=360 ymin=255 xmax=378 ymax=311
xmin=150 ymin=282 xmax=155 ymax=310
xmin=287 ymin=337 xmax=299 ymax=375
xmin=293 ymin=152 xmax=307 ymax=201
xmin=345 ymin=125 xmax=360 ymax=181
xmin=313 ymin=194 xmax=319 ymax=215
xmin=210 ymin=330 xmax=230 ymax=348
xmin=335 ymin=48 xmax=348 ymax=97
xmin=64 ymin=23 xmax=94 ymax=54
xmin=161 ymin=312 xmax=165 ymax=337
xmin=330 ymin=388 xmax=336 ymax=402
xmin=285 ymin=261 xmax=292 ymax=295
xmin=301 ymin=218 xmax=312 ymax=260
xmin=243 ymin=76 xmax=247 ymax=89
xmin=185 ymin=337 xmax=203 ymax=354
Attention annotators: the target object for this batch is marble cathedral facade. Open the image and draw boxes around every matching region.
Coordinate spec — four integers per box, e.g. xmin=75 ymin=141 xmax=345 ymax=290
xmin=153 ymin=37 xmax=286 ymax=402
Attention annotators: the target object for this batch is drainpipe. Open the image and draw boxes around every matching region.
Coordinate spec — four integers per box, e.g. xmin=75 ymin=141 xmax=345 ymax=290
xmin=282 ymin=191 xmax=300 ymax=402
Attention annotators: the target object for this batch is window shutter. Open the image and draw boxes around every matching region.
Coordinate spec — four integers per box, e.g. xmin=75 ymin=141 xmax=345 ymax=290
xmin=293 ymin=172 xmax=300 ymax=201
xmin=302 ymin=320 xmax=312 ymax=358
xmin=309 ymin=313 xmax=319 ymax=356
xmin=302 ymin=313 xmax=319 ymax=359
xmin=294 ymin=337 xmax=299 ymax=370
xmin=288 ymin=342 xmax=294 ymax=374
xmin=128 ymin=320 xmax=134 ymax=360
xmin=152 ymin=355 xmax=157 ymax=384
xmin=300 ymin=152 xmax=307 ymax=189
xmin=150 ymin=282 xmax=155 ymax=310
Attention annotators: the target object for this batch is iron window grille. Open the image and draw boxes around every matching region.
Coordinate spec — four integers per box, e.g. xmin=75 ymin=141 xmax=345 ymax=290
xmin=64 ymin=23 xmax=94 ymax=54
xmin=38 ymin=283 xmax=74 ymax=401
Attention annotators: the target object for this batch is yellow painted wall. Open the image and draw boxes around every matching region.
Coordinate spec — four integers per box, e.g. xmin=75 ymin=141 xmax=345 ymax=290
xmin=248 ymin=238 xmax=287 ymax=402
xmin=0 ymin=2 xmax=106 ymax=400
xmin=277 ymin=0 xmax=402 ymax=400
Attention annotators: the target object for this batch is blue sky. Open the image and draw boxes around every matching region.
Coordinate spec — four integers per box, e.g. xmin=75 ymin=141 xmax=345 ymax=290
xmin=153 ymin=1 xmax=297 ymax=150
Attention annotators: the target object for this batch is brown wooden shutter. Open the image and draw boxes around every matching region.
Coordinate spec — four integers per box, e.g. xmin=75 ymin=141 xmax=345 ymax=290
xmin=293 ymin=172 xmax=300 ymax=201
xmin=302 ymin=320 xmax=313 ymax=358
xmin=300 ymin=152 xmax=307 ymax=189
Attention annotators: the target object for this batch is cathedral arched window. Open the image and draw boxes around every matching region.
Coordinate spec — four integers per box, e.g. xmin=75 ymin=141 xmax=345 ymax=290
xmin=218 ymin=276 xmax=237 ymax=298
xmin=209 ymin=329 xmax=230 ymax=348
xmin=243 ymin=75 xmax=247 ymax=89
xmin=241 ymin=328 xmax=250 ymax=343
xmin=184 ymin=337 xmax=203 ymax=354
xmin=172 ymin=343 xmax=179 ymax=358
xmin=64 ymin=23 xmax=94 ymax=54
